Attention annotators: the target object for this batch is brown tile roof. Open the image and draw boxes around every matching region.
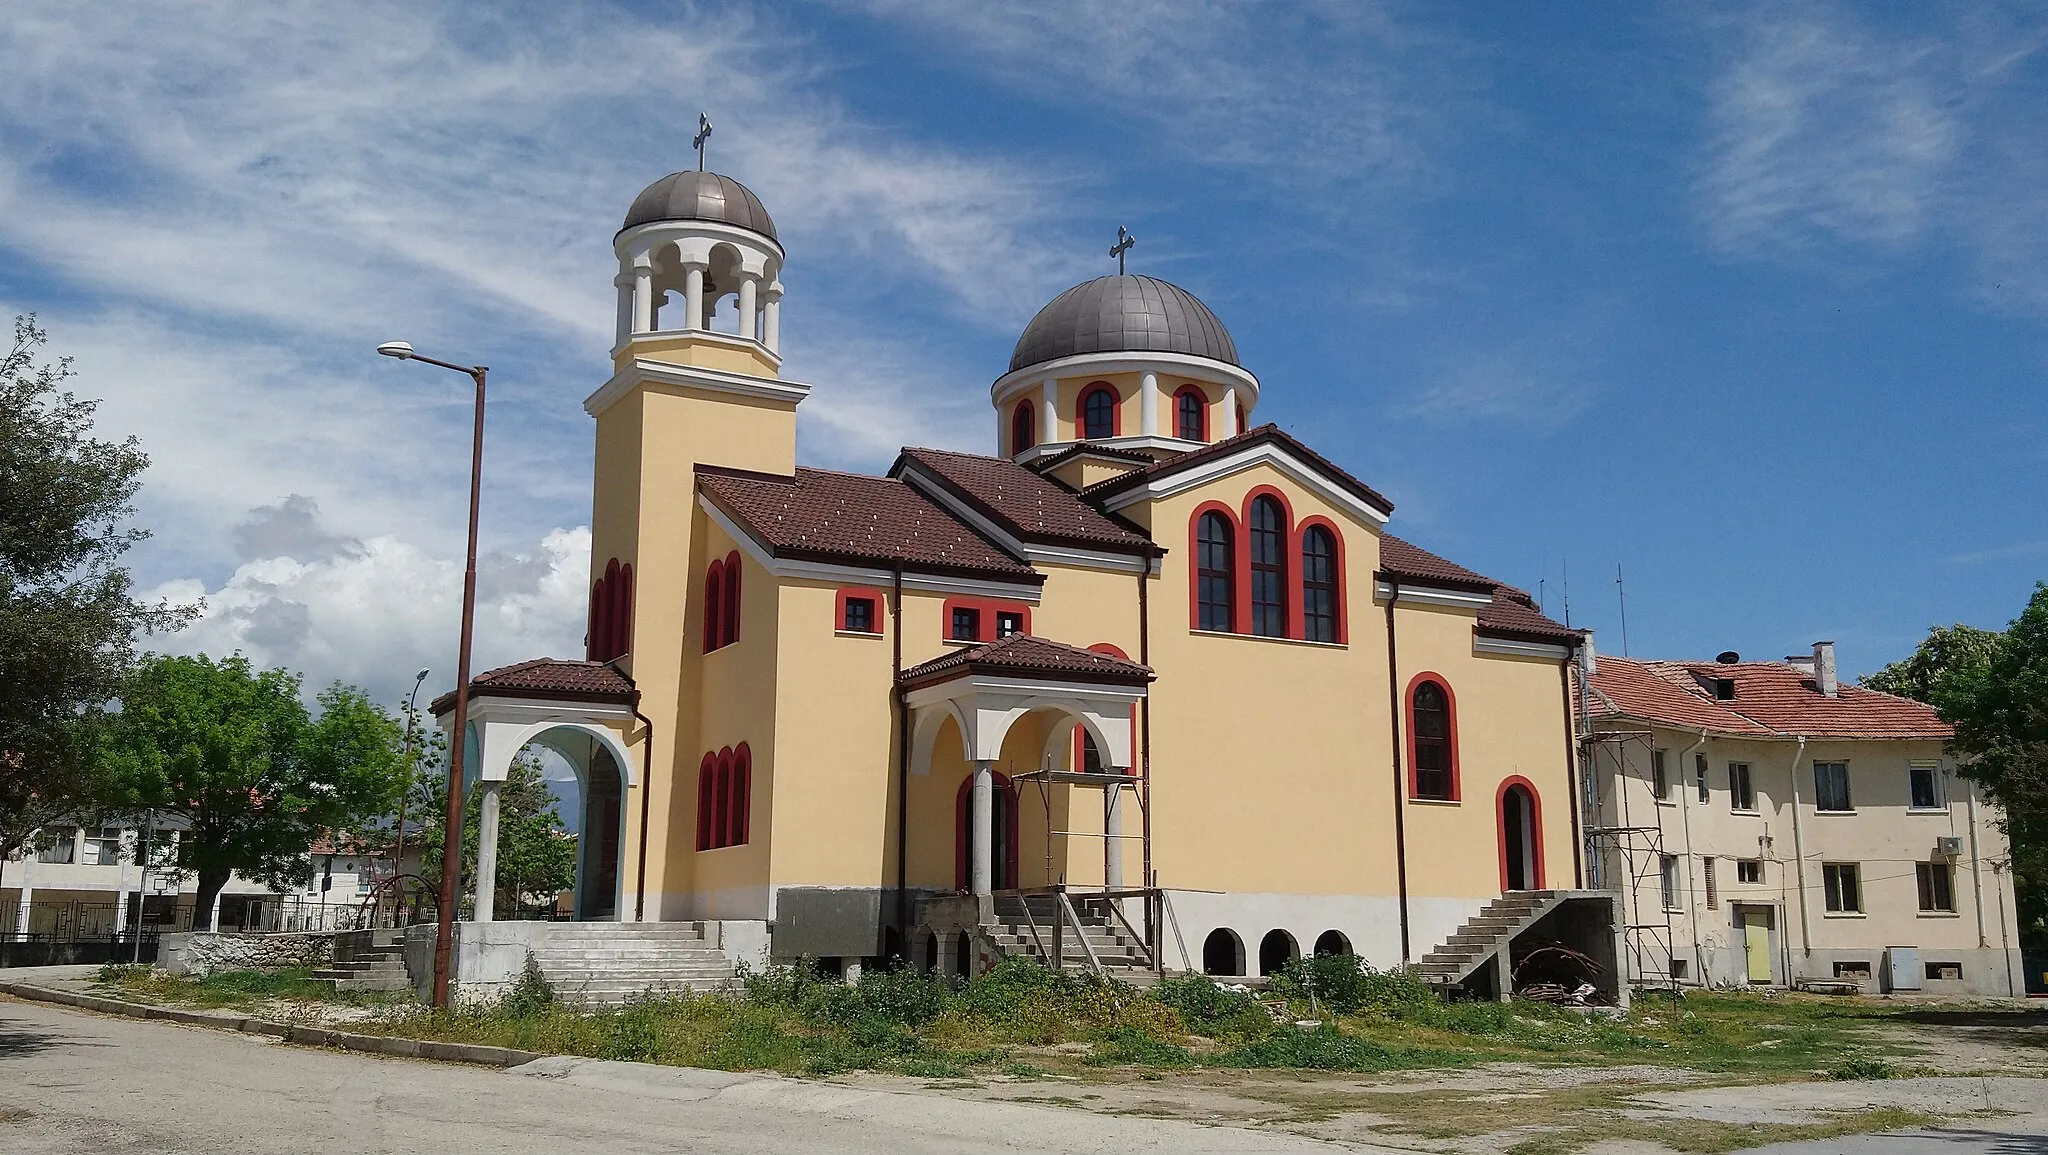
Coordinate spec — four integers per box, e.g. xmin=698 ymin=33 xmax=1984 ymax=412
xmin=899 ymin=633 xmax=1154 ymax=689
xmin=1378 ymin=534 xmax=1496 ymax=590
xmin=1478 ymin=586 xmax=1580 ymax=642
xmin=1377 ymin=533 xmax=1578 ymax=642
xmin=1585 ymin=657 xmax=1951 ymax=739
xmin=698 ymin=465 xmax=1038 ymax=581
xmin=431 ymin=658 xmax=637 ymax=715
xmin=1023 ymin=443 xmax=1154 ymax=473
xmin=1080 ymin=424 xmax=1396 ymax=517
xmin=894 ymin=447 xmax=1157 ymax=555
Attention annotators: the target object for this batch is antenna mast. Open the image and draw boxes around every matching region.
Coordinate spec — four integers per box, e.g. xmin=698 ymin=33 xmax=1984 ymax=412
xmin=1616 ymin=563 xmax=1632 ymax=657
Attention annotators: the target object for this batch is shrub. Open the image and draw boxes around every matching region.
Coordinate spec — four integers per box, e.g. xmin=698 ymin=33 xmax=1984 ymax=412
xmin=853 ymin=966 xmax=954 ymax=1028
xmin=1828 ymin=1057 xmax=1896 ymax=1081
xmin=501 ymin=958 xmax=556 ymax=1018
xmin=1270 ymin=954 xmax=1438 ymax=1016
xmin=1219 ymin=1023 xmax=1440 ymax=1072
xmin=1088 ymin=1025 xmax=1195 ymax=1067
xmin=1150 ymin=973 xmax=1270 ymax=1038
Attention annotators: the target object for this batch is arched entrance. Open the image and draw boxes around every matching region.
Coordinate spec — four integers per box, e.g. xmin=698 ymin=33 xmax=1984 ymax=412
xmin=1203 ymin=928 xmax=1244 ymax=975
xmin=955 ymin=772 xmax=1019 ymax=891
xmin=1498 ymin=777 xmax=1543 ymax=892
xmin=1259 ymin=929 xmax=1299 ymax=976
xmin=1314 ymin=930 xmax=1352 ymax=956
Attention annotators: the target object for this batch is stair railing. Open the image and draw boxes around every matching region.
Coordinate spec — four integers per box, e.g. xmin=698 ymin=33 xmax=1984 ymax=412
xmin=1055 ymin=886 xmax=1105 ymax=977
xmin=1012 ymin=895 xmax=1052 ymax=964
xmin=1159 ymin=888 xmax=1188 ymax=977
xmin=1094 ymin=894 xmax=1155 ymax=970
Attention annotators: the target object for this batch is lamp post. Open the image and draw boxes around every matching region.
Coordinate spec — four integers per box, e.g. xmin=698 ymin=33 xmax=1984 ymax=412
xmin=391 ymin=667 xmax=430 ymax=923
xmin=377 ymin=340 xmax=486 ymax=1008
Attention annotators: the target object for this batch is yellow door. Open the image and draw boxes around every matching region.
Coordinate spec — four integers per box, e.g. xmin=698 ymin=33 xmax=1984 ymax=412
xmin=1741 ymin=907 xmax=1772 ymax=983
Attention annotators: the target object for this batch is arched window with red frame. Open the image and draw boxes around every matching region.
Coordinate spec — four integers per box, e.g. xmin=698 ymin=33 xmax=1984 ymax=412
xmin=702 ymin=559 xmax=725 ymax=653
xmin=711 ymin=748 xmax=733 ymax=848
xmin=729 ymin=743 xmax=752 ymax=846
xmin=1407 ymin=675 xmax=1459 ymax=801
xmin=1080 ymin=383 xmax=1118 ymax=440
xmin=1174 ymin=386 xmax=1207 ymax=442
xmin=1301 ymin=525 xmax=1340 ymax=643
xmin=721 ymin=551 xmax=741 ymax=649
xmin=588 ymin=557 xmax=635 ymax=662
xmin=1248 ymin=496 xmax=1287 ymax=638
xmin=1194 ymin=509 xmax=1235 ymax=632
xmin=1011 ymin=400 xmax=1035 ymax=456
xmin=695 ymin=753 xmax=717 ymax=850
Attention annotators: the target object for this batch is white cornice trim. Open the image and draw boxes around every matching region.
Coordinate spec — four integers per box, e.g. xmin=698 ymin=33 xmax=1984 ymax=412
xmin=904 ymin=674 xmax=1145 ymax=709
xmin=586 ymin=358 xmax=811 ymax=418
xmin=696 ymin=493 xmax=1044 ymax=602
xmin=897 ymin=464 xmax=1151 ymax=574
xmin=614 ymin=219 xmax=786 ymax=262
xmin=1099 ymin=442 xmax=1392 ymax=527
xmin=1474 ymin=635 xmax=1571 ymax=661
xmin=990 ymin=352 xmax=1260 ymax=407
xmin=607 ymin=328 xmax=783 ymax=370
xmin=1374 ymin=580 xmax=1491 ymax=608
xmin=1014 ymin=435 xmax=1204 ymax=465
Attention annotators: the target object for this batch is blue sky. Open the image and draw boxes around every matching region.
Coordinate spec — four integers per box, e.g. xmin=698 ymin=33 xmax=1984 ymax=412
xmin=1 ymin=1 xmax=2043 ymax=709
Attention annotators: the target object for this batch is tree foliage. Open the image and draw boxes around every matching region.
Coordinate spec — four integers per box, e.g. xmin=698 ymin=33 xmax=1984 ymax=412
xmin=100 ymin=652 xmax=408 ymax=921
xmin=0 ymin=315 xmax=188 ymax=857
xmin=412 ymin=744 xmax=579 ymax=916
xmin=1860 ymin=623 xmax=2002 ymax=703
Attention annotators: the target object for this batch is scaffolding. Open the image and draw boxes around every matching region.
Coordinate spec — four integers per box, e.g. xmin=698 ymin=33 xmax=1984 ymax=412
xmin=1578 ymin=727 xmax=1681 ymax=994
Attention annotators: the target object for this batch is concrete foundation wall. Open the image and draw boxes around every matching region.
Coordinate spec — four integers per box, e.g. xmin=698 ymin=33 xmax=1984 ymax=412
xmin=159 ymin=931 xmax=335 ymax=977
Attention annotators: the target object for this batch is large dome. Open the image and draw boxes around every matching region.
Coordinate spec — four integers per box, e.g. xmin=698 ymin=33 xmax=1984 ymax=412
xmin=621 ymin=171 xmax=778 ymax=241
xmin=1009 ymin=274 xmax=1237 ymax=374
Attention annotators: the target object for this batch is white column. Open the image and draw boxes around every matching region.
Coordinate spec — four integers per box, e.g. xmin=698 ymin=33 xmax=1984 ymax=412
xmin=683 ymin=264 xmax=706 ymax=332
xmin=113 ymin=839 xmax=130 ymax=936
xmin=1221 ymin=384 xmax=1240 ymax=437
xmin=13 ymin=854 xmax=31 ymax=936
xmin=971 ymin=760 xmax=994 ymax=897
xmin=1104 ymin=782 xmax=1125 ymax=890
xmin=737 ymin=273 xmax=759 ymax=341
xmin=763 ymin=284 xmax=782 ymax=353
xmin=208 ymin=895 xmax=221 ymax=933
xmin=613 ymin=274 xmax=634 ymax=346
xmin=474 ymin=779 xmax=503 ymax=923
xmin=632 ymin=265 xmax=654 ymax=335
xmin=1040 ymin=378 xmax=1058 ymax=444
xmin=1139 ymin=371 xmax=1160 ymax=438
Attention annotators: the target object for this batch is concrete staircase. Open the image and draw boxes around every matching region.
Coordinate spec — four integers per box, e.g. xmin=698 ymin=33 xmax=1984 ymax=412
xmin=986 ymin=893 xmax=1160 ymax=984
xmin=522 ymin=922 xmax=735 ymax=1006
xmin=313 ymin=928 xmax=411 ymax=993
xmin=1416 ymin=890 xmax=1571 ymax=992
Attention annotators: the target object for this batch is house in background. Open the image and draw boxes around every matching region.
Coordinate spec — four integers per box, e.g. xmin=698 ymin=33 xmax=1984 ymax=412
xmin=1580 ymin=641 xmax=2021 ymax=997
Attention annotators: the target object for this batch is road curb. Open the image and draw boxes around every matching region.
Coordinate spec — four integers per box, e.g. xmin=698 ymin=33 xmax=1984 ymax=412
xmin=0 ymin=980 xmax=539 ymax=1069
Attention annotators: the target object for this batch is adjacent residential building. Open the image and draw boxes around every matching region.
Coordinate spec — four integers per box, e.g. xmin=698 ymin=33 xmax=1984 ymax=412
xmin=1580 ymin=642 xmax=2021 ymax=997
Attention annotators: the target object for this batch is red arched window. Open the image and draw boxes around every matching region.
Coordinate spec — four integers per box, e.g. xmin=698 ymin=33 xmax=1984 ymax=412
xmin=695 ymin=752 xmax=717 ymax=850
xmin=1407 ymin=676 xmax=1459 ymax=801
xmin=703 ymin=559 xmax=725 ymax=653
xmin=721 ymin=551 xmax=741 ymax=649
xmin=711 ymin=748 xmax=732 ymax=847
xmin=1194 ymin=509 xmax=1235 ymax=632
xmin=1301 ymin=525 xmax=1339 ymax=643
xmin=1174 ymin=387 xmax=1207 ymax=442
xmin=729 ymin=743 xmax=752 ymax=846
xmin=1080 ymin=384 xmax=1118 ymax=439
xmin=587 ymin=557 xmax=634 ymax=661
xmin=1249 ymin=496 xmax=1287 ymax=638
xmin=1011 ymin=400 xmax=1036 ymax=456
xmin=1236 ymin=402 xmax=1247 ymax=434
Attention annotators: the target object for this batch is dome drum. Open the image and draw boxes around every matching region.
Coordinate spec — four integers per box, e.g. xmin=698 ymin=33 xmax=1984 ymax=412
xmin=613 ymin=172 xmax=784 ymax=355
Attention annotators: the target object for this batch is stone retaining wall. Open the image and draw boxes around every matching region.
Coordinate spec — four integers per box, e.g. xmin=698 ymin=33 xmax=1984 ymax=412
xmin=159 ymin=931 xmax=336 ymax=977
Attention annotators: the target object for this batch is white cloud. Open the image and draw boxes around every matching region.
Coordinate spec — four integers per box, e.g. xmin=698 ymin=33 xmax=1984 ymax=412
xmin=1396 ymin=350 xmax=1596 ymax=429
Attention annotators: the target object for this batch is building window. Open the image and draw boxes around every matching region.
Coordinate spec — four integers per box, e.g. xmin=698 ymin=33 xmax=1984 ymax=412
xmin=1926 ymin=961 xmax=1963 ymax=981
xmin=1081 ymin=384 xmax=1118 ymax=439
xmin=1736 ymin=858 xmax=1763 ymax=884
xmin=1729 ymin=762 xmax=1754 ymax=811
xmin=1011 ymin=400 xmax=1035 ymax=455
xmin=1917 ymin=862 xmax=1955 ymax=912
xmin=721 ymin=551 xmax=741 ymax=649
xmin=703 ymin=559 xmax=725 ymax=652
xmin=1703 ymin=857 xmax=1719 ymax=909
xmin=1409 ymin=678 xmax=1457 ymax=801
xmin=1651 ymin=749 xmax=1670 ymax=800
xmin=1175 ymin=386 xmax=1207 ymax=442
xmin=1669 ymin=957 xmax=1688 ymax=980
xmin=1814 ymin=762 xmax=1852 ymax=812
xmin=86 ymin=827 xmax=123 ymax=866
xmin=1659 ymin=854 xmax=1680 ymax=911
xmin=995 ymin=610 xmax=1024 ymax=639
xmin=1081 ymin=729 xmax=1104 ymax=774
xmin=951 ymin=607 xmax=981 ymax=642
xmin=1823 ymin=862 xmax=1862 ymax=912
xmin=36 ymin=828 xmax=77 ymax=864
xmin=1195 ymin=511 xmax=1235 ymax=632
xmin=843 ymin=597 xmax=876 ymax=634
xmin=1248 ymin=496 xmax=1286 ymax=638
xmin=1300 ymin=525 xmax=1339 ymax=643
xmin=1834 ymin=960 xmax=1872 ymax=979
xmin=587 ymin=557 xmax=634 ymax=662
xmin=1909 ymin=764 xmax=1943 ymax=810
xmin=1696 ymin=753 xmax=1710 ymax=803
xmin=696 ymin=745 xmax=752 ymax=851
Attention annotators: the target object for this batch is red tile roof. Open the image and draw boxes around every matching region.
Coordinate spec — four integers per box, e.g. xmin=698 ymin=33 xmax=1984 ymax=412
xmin=1080 ymin=424 xmax=1396 ymax=517
xmin=1585 ymin=656 xmax=1951 ymax=739
xmin=894 ymin=447 xmax=1157 ymax=555
xmin=1478 ymin=586 xmax=1580 ymax=642
xmin=899 ymin=634 xmax=1154 ymax=688
xmin=698 ymin=465 xmax=1038 ymax=581
xmin=1378 ymin=534 xmax=1496 ymax=590
xmin=1378 ymin=533 xmax=1579 ymax=642
xmin=1024 ymin=443 xmax=1154 ymax=473
xmin=431 ymin=658 xmax=637 ymax=715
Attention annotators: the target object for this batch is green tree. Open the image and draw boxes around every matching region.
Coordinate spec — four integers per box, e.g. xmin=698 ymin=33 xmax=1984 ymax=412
xmin=412 ymin=748 xmax=578 ymax=916
xmin=1860 ymin=623 xmax=2002 ymax=703
xmin=102 ymin=652 xmax=408 ymax=921
xmin=0 ymin=315 xmax=188 ymax=857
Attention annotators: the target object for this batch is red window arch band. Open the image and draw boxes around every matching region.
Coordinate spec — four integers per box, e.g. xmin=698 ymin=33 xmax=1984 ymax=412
xmin=1404 ymin=672 xmax=1460 ymax=802
xmin=1184 ymin=495 xmax=1345 ymax=643
xmin=703 ymin=550 xmax=743 ymax=653
xmin=1173 ymin=385 xmax=1209 ymax=442
xmin=1079 ymin=382 xmax=1121 ymax=440
xmin=587 ymin=557 xmax=634 ymax=662
xmin=696 ymin=743 xmax=752 ymax=851
xmin=1495 ymin=775 xmax=1545 ymax=891
xmin=1011 ymin=400 xmax=1036 ymax=456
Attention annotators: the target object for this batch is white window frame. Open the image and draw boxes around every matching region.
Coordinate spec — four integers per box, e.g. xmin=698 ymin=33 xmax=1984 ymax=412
xmin=1907 ymin=762 xmax=1946 ymax=812
xmin=1729 ymin=762 xmax=1756 ymax=812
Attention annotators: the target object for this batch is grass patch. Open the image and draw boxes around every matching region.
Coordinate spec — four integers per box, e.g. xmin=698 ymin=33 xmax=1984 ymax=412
xmin=91 ymin=963 xmax=404 ymax=1010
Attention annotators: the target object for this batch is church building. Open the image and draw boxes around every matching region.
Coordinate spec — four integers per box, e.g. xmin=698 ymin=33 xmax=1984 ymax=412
xmin=439 ymin=164 xmax=1605 ymax=992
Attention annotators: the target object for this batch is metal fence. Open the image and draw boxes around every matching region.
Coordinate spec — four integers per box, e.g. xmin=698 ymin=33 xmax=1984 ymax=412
xmin=0 ymin=900 xmax=192 ymax=944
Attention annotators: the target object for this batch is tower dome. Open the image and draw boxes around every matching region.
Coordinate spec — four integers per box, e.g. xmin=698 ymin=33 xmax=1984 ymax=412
xmin=1009 ymin=274 xmax=1237 ymax=374
xmin=622 ymin=170 xmax=778 ymax=241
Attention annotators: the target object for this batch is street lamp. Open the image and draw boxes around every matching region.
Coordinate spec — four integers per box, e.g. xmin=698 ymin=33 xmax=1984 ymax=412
xmin=378 ymin=340 xmax=487 ymax=1009
xmin=390 ymin=667 xmax=431 ymax=917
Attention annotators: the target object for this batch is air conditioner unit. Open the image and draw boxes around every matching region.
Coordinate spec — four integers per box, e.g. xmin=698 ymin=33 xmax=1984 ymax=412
xmin=1936 ymin=836 xmax=1964 ymax=859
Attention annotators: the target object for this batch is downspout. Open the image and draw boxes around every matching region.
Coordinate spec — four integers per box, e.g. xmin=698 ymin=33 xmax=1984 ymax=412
xmin=1560 ymin=656 xmax=1584 ymax=889
xmin=1965 ymin=773 xmax=1988 ymax=949
xmin=1677 ymin=727 xmax=1707 ymax=985
xmin=1137 ymin=562 xmax=1157 ymax=964
xmin=1786 ymin=735 xmax=1812 ymax=959
xmin=1384 ymin=578 xmax=1412 ymax=965
xmin=891 ymin=560 xmax=909 ymax=955
xmin=631 ymin=695 xmax=654 ymax=922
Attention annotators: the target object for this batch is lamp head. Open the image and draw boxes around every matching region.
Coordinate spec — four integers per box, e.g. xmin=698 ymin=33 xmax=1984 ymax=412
xmin=376 ymin=341 xmax=415 ymax=360
xmin=414 ymin=668 xmax=430 ymax=682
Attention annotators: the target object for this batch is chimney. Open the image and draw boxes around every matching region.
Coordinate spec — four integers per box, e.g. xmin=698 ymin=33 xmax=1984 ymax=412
xmin=1577 ymin=632 xmax=1597 ymax=677
xmin=1813 ymin=640 xmax=1838 ymax=697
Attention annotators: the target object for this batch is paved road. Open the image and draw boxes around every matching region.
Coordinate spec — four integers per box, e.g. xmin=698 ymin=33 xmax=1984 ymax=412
xmin=0 ymin=997 xmax=1351 ymax=1154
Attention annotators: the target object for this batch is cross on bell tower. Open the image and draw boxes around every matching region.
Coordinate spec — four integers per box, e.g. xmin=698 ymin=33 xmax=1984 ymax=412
xmin=693 ymin=112 xmax=713 ymax=172
xmin=1109 ymin=225 xmax=1136 ymax=274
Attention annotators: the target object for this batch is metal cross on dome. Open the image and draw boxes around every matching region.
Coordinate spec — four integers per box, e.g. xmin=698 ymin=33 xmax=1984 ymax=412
xmin=693 ymin=113 xmax=713 ymax=172
xmin=1109 ymin=225 xmax=1135 ymax=274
